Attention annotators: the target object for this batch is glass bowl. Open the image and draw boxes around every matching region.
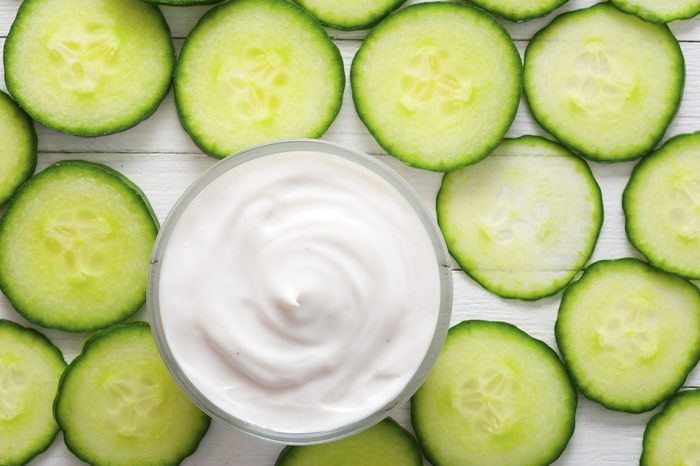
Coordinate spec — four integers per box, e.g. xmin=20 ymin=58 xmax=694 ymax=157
xmin=148 ymin=139 xmax=453 ymax=445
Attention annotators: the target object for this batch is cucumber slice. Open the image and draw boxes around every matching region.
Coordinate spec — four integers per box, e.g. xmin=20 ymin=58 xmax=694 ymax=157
xmin=524 ymin=3 xmax=684 ymax=162
xmin=556 ymin=259 xmax=700 ymax=413
xmin=0 ymin=319 xmax=66 ymax=466
xmin=175 ymin=0 xmax=345 ymax=159
xmin=437 ymin=136 xmax=603 ymax=300
xmin=412 ymin=320 xmax=576 ymax=466
xmin=275 ymin=418 xmax=422 ymax=466
xmin=351 ymin=3 xmax=522 ymax=171
xmin=55 ymin=322 xmax=210 ymax=466
xmin=624 ymin=132 xmax=700 ymax=279
xmin=611 ymin=0 xmax=700 ymax=23
xmin=0 ymin=161 xmax=158 ymax=332
xmin=143 ymin=0 xmax=223 ymax=5
xmin=641 ymin=389 xmax=700 ymax=466
xmin=4 ymin=0 xmax=175 ymax=137
xmin=293 ymin=0 xmax=407 ymax=30
xmin=468 ymin=0 xmax=569 ymax=21
xmin=0 ymin=91 xmax=36 ymax=206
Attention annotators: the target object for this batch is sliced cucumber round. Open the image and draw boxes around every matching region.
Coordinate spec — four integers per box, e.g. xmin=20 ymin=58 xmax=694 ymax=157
xmin=4 ymin=0 xmax=175 ymax=137
xmin=293 ymin=0 xmax=406 ymax=30
xmin=175 ymin=0 xmax=344 ymax=159
xmin=55 ymin=322 xmax=210 ymax=466
xmin=469 ymin=0 xmax=569 ymax=21
xmin=612 ymin=0 xmax=700 ymax=23
xmin=437 ymin=136 xmax=602 ymax=300
xmin=412 ymin=320 xmax=576 ymax=466
xmin=556 ymin=259 xmax=700 ymax=413
xmin=624 ymin=132 xmax=700 ymax=279
xmin=0 ymin=319 xmax=66 ymax=466
xmin=641 ymin=389 xmax=700 ymax=466
xmin=351 ymin=3 xmax=521 ymax=171
xmin=0 ymin=91 xmax=36 ymax=206
xmin=0 ymin=161 xmax=158 ymax=332
xmin=143 ymin=0 xmax=223 ymax=5
xmin=275 ymin=418 xmax=422 ymax=466
xmin=524 ymin=3 xmax=684 ymax=162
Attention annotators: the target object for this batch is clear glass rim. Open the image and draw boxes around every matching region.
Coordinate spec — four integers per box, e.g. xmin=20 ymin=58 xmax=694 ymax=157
xmin=147 ymin=139 xmax=453 ymax=445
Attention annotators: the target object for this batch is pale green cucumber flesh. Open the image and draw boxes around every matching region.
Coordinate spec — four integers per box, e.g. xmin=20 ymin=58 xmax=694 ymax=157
xmin=0 ymin=319 xmax=66 ymax=466
xmin=624 ymin=132 xmax=700 ymax=279
xmin=437 ymin=135 xmax=602 ymax=300
xmin=293 ymin=0 xmax=407 ymax=30
xmin=351 ymin=2 xmax=521 ymax=171
xmin=0 ymin=91 xmax=36 ymax=206
xmin=55 ymin=322 xmax=210 ymax=466
xmin=0 ymin=161 xmax=158 ymax=332
xmin=612 ymin=0 xmax=700 ymax=23
xmin=641 ymin=389 xmax=700 ymax=466
xmin=556 ymin=259 xmax=700 ymax=413
xmin=275 ymin=418 xmax=422 ymax=466
xmin=175 ymin=0 xmax=345 ymax=159
xmin=143 ymin=0 xmax=223 ymax=5
xmin=524 ymin=3 xmax=684 ymax=162
xmin=469 ymin=0 xmax=569 ymax=21
xmin=412 ymin=320 xmax=576 ymax=466
xmin=4 ymin=0 xmax=175 ymax=137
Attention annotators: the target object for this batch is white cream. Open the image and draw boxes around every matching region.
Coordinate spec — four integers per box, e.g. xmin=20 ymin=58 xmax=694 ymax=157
xmin=158 ymin=151 xmax=441 ymax=433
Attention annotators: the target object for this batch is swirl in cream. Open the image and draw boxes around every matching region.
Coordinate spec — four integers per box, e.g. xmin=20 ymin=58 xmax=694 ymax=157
xmin=158 ymin=151 xmax=441 ymax=433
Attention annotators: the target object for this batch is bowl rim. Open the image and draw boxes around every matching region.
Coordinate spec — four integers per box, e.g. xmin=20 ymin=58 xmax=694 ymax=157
xmin=147 ymin=139 xmax=453 ymax=445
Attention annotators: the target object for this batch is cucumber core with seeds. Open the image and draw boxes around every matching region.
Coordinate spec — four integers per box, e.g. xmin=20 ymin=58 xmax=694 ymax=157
xmin=624 ymin=132 xmax=700 ymax=279
xmin=556 ymin=259 xmax=700 ymax=413
xmin=0 ymin=320 xmax=66 ymax=466
xmin=0 ymin=161 xmax=158 ymax=332
xmin=437 ymin=136 xmax=602 ymax=300
xmin=4 ymin=0 xmax=175 ymax=137
xmin=412 ymin=320 xmax=576 ymax=466
xmin=175 ymin=0 xmax=345 ymax=159
xmin=55 ymin=323 xmax=211 ymax=466
xmin=524 ymin=3 xmax=684 ymax=162
xmin=641 ymin=389 xmax=700 ymax=466
xmin=351 ymin=2 xmax=522 ymax=171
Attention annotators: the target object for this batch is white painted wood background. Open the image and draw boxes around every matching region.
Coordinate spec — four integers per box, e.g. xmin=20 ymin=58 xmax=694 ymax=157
xmin=0 ymin=0 xmax=698 ymax=464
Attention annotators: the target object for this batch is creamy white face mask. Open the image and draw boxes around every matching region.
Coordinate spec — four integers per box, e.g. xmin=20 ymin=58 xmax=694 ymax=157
xmin=158 ymin=151 xmax=441 ymax=433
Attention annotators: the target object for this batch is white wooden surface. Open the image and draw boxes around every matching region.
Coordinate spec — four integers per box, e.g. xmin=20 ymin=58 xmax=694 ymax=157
xmin=1 ymin=0 xmax=699 ymax=464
